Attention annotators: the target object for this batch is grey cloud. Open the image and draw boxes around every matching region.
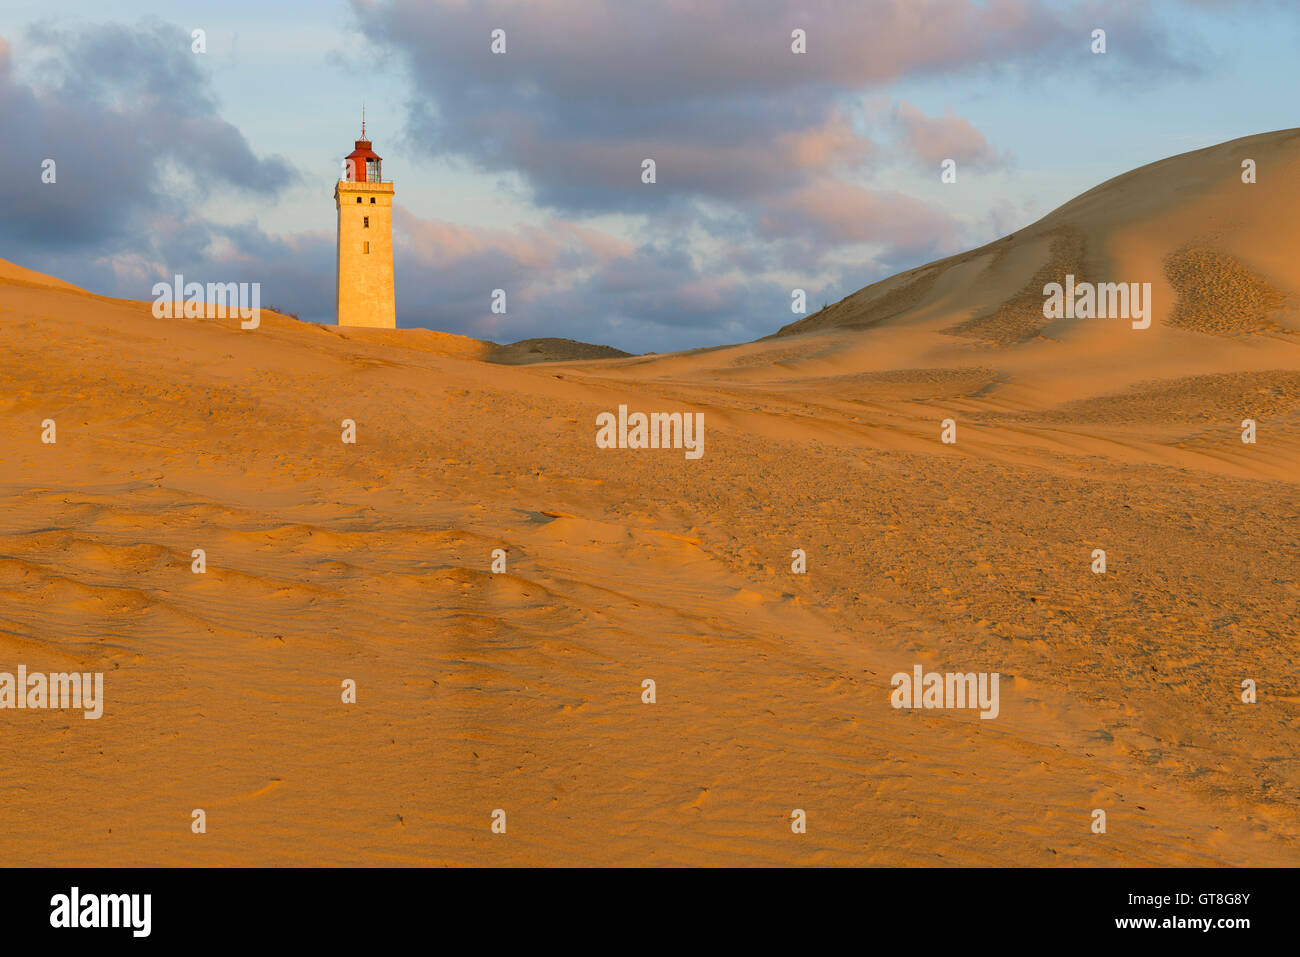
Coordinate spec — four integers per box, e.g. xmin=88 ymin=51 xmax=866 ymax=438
xmin=354 ymin=0 xmax=1194 ymax=213
xmin=0 ymin=21 xmax=292 ymax=256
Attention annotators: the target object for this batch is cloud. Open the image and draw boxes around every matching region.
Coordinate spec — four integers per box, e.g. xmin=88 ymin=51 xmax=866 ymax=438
xmin=890 ymin=100 xmax=1010 ymax=169
xmin=388 ymin=206 xmax=787 ymax=347
xmin=0 ymin=21 xmax=292 ymax=256
xmin=394 ymin=207 xmax=632 ymax=273
xmin=356 ymin=0 xmax=1188 ymax=108
xmin=760 ymin=180 xmax=961 ymax=252
xmin=353 ymin=0 xmax=1189 ymax=212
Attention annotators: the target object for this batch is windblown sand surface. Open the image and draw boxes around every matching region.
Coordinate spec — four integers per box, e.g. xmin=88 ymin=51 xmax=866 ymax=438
xmin=1 ymin=130 xmax=1297 ymax=866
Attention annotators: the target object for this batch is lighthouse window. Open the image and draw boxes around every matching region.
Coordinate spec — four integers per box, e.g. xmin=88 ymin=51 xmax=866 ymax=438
xmin=356 ymin=197 xmax=362 ymax=204
xmin=370 ymin=197 xmax=376 ymax=204
xmin=363 ymin=242 xmax=370 ymax=254
xmin=363 ymin=216 xmax=370 ymax=228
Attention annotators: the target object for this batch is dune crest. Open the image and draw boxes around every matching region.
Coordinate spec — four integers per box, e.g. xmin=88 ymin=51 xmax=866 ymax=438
xmin=0 ymin=256 xmax=87 ymax=293
xmin=779 ymin=128 xmax=1300 ymax=343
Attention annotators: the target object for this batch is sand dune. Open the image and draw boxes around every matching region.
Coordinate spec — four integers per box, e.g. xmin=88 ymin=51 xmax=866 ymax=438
xmin=781 ymin=129 xmax=1300 ymax=342
xmin=0 ymin=129 xmax=1297 ymax=866
xmin=485 ymin=337 xmax=633 ymax=365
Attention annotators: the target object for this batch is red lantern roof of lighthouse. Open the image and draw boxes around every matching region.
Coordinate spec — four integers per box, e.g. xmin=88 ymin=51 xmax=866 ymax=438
xmin=344 ymin=109 xmax=382 ymax=181
xmin=346 ymin=139 xmax=381 ymax=163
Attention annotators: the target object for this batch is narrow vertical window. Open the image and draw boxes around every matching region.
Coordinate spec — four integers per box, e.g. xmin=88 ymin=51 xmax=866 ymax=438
xmin=363 ymin=242 xmax=370 ymax=254
xmin=363 ymin=216 xmax=369 ymax=228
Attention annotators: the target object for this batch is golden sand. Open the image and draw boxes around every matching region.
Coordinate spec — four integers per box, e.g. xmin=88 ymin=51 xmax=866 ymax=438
xmin=1 ymin=130 xmax=1297 ymax=865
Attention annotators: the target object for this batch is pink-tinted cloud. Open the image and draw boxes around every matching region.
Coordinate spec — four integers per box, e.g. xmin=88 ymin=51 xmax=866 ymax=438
xmin=760 ymin=180 xmax=961 ymax=249
xmin=393 ymin=207 xmax=632 ymax=272
xmin=777 ymin=110 xmax=875 ymax=173
xmin=891 ymin=100 xmax=1009 ymax=168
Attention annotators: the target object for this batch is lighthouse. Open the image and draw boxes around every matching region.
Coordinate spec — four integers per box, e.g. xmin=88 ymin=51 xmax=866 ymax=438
xmin=335 ymin=115 xmax=396 ymax=328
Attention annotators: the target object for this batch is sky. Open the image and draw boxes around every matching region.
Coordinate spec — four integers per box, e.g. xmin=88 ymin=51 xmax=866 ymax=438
xmin=0 ymin=0 xmax=1296 ymax=353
